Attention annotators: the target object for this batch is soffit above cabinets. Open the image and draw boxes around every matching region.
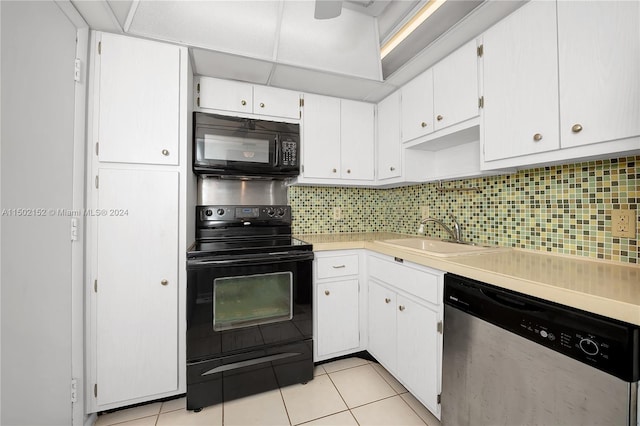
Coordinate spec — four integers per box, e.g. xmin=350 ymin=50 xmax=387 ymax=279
xmin=70 ymin=0 xmax=526 ymax=102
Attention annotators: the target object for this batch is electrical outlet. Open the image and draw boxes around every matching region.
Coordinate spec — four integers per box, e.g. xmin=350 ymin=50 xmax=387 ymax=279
xmin=611 ymin=209 xmax=637 ymax=238
xmin=421 ymin=206 xmax=430 ymax=218
xmin=333 ymin=206 xmax=342 ymax=221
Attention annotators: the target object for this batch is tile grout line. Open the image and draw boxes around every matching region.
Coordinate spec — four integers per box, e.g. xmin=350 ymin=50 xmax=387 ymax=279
xmin=278 ymin=385 xmax=293 ymax=426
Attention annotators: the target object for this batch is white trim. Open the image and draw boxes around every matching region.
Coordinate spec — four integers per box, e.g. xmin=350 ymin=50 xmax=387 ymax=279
xmin=123 ymin=0 xmax=140 ymax=33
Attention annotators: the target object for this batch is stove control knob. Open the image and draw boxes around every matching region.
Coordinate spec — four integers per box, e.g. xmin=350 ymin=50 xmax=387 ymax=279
xmin=205 ymin=209 xmax=213 ymax=217
xmin=276 ymin=208 xmax=285 ymax=217
xmin=266 ymin=208 xmax=275 ymax=216
xmin=579 ymin=338 xmax=599 ymax=356
xmin=216 ymin=209 xmax=225 ymax=216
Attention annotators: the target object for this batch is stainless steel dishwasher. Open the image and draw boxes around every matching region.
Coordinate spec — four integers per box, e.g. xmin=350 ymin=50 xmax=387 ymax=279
xmin=442 ymin=274 xmax=639 ymax=426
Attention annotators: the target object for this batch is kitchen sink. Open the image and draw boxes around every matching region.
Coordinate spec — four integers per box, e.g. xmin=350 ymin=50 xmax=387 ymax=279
xmin=379 ymin=238 xmax=503 ymax=257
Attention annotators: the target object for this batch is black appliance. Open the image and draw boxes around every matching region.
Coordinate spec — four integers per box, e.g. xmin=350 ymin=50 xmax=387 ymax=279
xmin=193 ymin=112 xmax=300 ymax=178
xmin=186 ymin=204 xmax=313 ymax=411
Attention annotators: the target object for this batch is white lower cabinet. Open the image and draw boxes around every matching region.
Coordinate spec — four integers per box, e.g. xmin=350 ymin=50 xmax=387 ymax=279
xmin=367 ymin=253 xmax=444 ymax=419
xmin=313 ymin=251 xmax=366 ymax=361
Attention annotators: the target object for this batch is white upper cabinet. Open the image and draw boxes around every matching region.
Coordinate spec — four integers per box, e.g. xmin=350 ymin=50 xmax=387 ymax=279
xmin=197 ymin=77 xmax=252 ymax=114
xmin=482 ymin=0 xmax=560 ymax=162
xmin=300 ymin=93 xmax=374 ymax=183
xmin=341 ymin=100 xmax=375 ymax=180
xmin=253 ymin=85 xmax=301 ymax=119
xmin=377 ymin=91 xmax=402 ymax=181
xmin=301 ymin=93 xmax=341 ymax=179
xmin=401 ymin=69 xmax=434 ymax=143
xmin=196 ymin=76 xmax=301 ymax=120
xmin=97 ymin=33 xmax=180 ymax=165
xmin=557 ymin=1 xmax=640 ymax=148
xmin=433 ymin=40 xmax=479 ymax=132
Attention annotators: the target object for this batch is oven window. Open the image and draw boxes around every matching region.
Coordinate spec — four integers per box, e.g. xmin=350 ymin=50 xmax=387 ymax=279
xmin=203 ymin=134 xmax=270 ymax=164
xmin=213 ymin=272 xmax=293 ymax=331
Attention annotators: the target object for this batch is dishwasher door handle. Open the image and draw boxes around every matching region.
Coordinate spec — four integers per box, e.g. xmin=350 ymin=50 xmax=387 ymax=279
xmin=479 ymin=288 xmax=543 ymax=312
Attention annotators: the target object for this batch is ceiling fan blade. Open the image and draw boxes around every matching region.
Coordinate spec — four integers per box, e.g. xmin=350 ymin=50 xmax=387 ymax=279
xmin=314 ymin=1 xmax=343 ymax=19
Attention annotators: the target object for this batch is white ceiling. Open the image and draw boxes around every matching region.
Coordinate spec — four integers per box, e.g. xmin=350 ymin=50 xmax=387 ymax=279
xmin=70 ymin=0 xmax=526 ymax=102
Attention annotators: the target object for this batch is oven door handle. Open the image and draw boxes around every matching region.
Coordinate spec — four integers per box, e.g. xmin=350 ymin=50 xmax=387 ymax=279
xmin=188 ymin=251 xmax=314 ymax=268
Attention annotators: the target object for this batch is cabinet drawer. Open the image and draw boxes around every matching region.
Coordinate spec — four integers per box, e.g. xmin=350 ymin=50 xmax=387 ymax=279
xmin=368 ymin=256 xmax=439 ymax=304
xmin=316 ymin=255 xmax=359 ymax=279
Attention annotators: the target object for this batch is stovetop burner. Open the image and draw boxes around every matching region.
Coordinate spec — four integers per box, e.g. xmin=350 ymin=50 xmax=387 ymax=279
xmin=189 ymin=205 xmax=311 ymax=259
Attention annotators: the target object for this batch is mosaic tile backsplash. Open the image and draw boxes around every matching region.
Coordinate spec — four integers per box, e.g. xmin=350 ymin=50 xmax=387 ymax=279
xmin=289 ymin=156 xmax=639 ymax=264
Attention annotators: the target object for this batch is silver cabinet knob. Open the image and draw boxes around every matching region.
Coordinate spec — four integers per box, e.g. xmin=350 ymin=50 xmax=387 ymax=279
xmin=324 ymin=290 xmax=330 ymax=296
xmin=161 ymin=149 xmax=169 ymax=156
xmin=346 ymin=169 xmax=351 ymax=174
xmin=533 ymin=133 xmax=543 ymax=142
xmin=421 ymin=122 xmax=427 ymax=128
xmin=332 ymin=168 xmax=337 ymax=173
xmin=436 ymin=115 xmax=443 ymax=121
xmin=572 ymin=124 xmax=583 ymax=133
xmin=161 ymin=279 xmax=168 ymax=286
xmin=390 ymin=166 xmax=395 ymax=171
xmin=241 ymin=100 xmax=247 ymax=106
xmin=385 ymin=298 xmax=391 ymax=304
xmin=399 ymin=305 xmax=405 ymax=311
xmin=260 ymin=102 xmax=265 ymax=108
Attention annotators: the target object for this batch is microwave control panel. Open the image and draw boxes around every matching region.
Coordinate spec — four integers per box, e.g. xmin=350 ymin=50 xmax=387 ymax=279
xmin=281 ymin=140 xmax=297 ymax=166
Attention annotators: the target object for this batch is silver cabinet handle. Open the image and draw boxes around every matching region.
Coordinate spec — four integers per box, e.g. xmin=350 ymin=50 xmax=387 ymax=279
xmin=436 ymin=114 xmax=443 ymax=121
xmin=346 ymin=169 xmax=351 ymax=174
xmin=324 ymin=290 xmax=330 ymax=296
xmin=241 ymin=100 xmax=247 ymax=106
xmin=161 ymin=149 xmax=169 ymax=156
xmin=390 ymin=166 xmax=395 ymax=171
xmin=421 ymin=122 xmax=427 ymax=128
xmin=572 ymin=124 xmax=583 ymax=133
xmin=385 ymin=298 xmax=391 ymax=304
xmin=260 ymin=102 xmax=265 ymax=108
xmin=533 ymin=133 xmax=543 ymax=142
xmin=332 ymin=265 xmax=346 ymax=269
xmin=399 ymin=305 xmax=405 ymax=311
xmin=332 ymin=168 xmax=337 ymax=173
xmin=161 ymin=279 xmax=168 ymax=286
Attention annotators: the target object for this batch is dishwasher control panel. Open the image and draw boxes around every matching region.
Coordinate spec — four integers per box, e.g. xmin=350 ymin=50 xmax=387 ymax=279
xmin=445 ymin=273 xmax=639 ymax=382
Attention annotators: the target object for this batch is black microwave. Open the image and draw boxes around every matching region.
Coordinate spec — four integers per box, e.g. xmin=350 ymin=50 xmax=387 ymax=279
xmin=193 ymin=112 xmax=300 ymax=178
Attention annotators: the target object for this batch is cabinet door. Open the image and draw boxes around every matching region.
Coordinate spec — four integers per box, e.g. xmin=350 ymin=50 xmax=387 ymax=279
xmin=368 ymin=281 xmax=397 ymax=372
xmin=433 ymin=40 xmax=479 ymax=131
xmin=341 ymin=100 xmax=375 ymax=180
xmin=302 ymin=93 xmax=341 ymax=179
xmin=397 ymin=296 xmax=441 ymax=417
xmin=317 ymin=280 xmax=360 ymax=357
xmin=401 ymin=69 xmax=433 ymax=143
xmin=197 ymin=76 xmax=253 ymax=114
xmin=98 ymin=33 xmax=180 ymax=165
xmin=558 ymin=1 xmax=640 ymax=148
xmin=96 ymin=168 xmax=179 ymax=405
xmin=253 ymin=85 xmax=301 ymax=119
xmin=377 ymin=91 xmax=402 ymax=180
xmin=482 ymin=1 xmax=560 ymax=161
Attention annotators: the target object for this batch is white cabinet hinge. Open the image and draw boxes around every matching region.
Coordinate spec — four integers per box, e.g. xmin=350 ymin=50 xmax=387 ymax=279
xmin=71 ymin=378 xmax=78 ymax=403
xmin=437 ymin=393 xmax=441 ymax=404
xmin=95 ymin=142 xmax=99 ymax=156
xmin=98 ymin=41 xmax=101 ymax=55
xmin=477 ymin=44 xmax=483 ymax=57
xmin=299 ymin=98 xmax=304 ymax=107
xmin=478 ymin=96 xmax=484 ymax=109
xmin=437 ymin=320 xmax=443 ymax=334
xmin=74 ymin=58 xmax=81 ymax=82
xmin=70 ymin=218 xmax=78 ymax=241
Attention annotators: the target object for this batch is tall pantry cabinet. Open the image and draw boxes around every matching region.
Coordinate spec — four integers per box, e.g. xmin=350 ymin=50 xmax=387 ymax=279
xmin=86 ymin=32 xmax=193 ymax=412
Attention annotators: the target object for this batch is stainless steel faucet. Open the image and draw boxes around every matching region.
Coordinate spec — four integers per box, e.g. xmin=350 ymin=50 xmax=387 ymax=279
xmin=420 ymin=213 xmax=463 ymax=243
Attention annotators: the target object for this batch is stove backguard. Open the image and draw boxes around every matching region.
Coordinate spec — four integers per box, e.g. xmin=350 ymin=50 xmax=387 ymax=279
xmin=197 ymin=177 xmax=288 ymax=206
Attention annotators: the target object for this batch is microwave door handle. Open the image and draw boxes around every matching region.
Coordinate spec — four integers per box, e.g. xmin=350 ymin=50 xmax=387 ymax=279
xmin=274 ymin=134 xmax=280 ymax=166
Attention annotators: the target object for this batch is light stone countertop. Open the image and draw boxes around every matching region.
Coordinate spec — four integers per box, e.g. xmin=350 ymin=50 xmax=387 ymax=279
xmin=295 ymin=233 xmax=640 ymax=326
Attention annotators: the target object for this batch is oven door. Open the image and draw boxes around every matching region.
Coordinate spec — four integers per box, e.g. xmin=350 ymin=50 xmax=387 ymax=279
xmin=186 ymin=251 xmax=313 ymax=362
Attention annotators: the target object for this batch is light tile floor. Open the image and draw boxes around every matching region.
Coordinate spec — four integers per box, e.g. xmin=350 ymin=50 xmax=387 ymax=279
xmin=94 ymin=357 xmax=442 ymax=426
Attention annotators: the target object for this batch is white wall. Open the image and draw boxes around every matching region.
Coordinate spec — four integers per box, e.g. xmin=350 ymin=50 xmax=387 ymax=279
xmin=1 ymin=1 xmax=78 ymax=424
